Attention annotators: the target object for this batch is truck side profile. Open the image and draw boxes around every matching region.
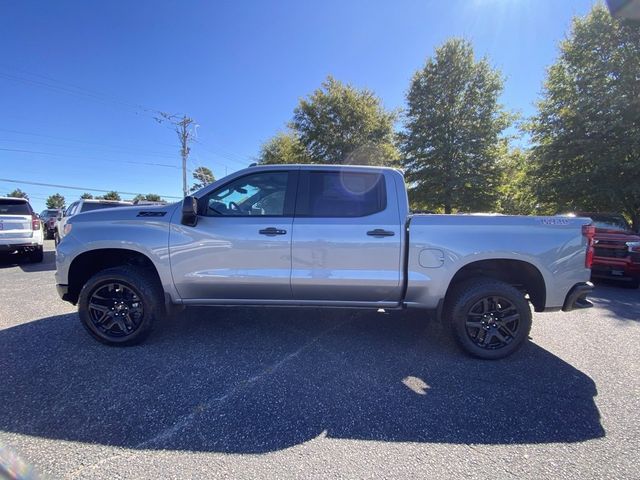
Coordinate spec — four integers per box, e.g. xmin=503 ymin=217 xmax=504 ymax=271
xmin=55 ymin=165 xmax=594 ymax=359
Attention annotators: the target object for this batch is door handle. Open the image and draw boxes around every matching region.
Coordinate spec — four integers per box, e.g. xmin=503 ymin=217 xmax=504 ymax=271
xmin=259 ymin=227 xmax=287 ymax=236
xmin=367 ymin=229 xmax=395 ymax=237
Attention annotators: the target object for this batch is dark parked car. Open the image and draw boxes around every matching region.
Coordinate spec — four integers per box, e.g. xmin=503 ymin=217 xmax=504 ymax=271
xmin=39 ymin=209 xmax=61 ymax=240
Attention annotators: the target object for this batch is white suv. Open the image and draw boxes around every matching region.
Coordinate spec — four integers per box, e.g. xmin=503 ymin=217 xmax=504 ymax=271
xmin=0 ymin=197 xmax=44 ymax=262
xmin=55 ymin=199 xmax=132 ymax=245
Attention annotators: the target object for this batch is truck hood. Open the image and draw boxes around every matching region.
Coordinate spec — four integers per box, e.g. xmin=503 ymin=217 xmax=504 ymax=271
xmin=69 ymin=203 xmax=180 ymax=225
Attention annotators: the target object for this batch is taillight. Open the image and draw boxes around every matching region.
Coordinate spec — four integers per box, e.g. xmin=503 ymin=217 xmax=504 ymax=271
xmin=32 ymin=214 xmax=40 ymax=231
xmin=582 ymin=224 xmax=596 ymax=268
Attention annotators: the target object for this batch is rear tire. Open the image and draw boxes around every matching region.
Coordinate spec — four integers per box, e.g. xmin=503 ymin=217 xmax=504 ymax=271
xmin=445 ymin=278 xmax=532 ymax=360
xmin=78 ymin=266 xmax=162 ymax=346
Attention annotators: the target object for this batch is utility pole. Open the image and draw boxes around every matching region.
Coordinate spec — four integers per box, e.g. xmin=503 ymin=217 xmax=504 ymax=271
xmin=176 ymin=116 xmax=194 ymax=197
xmin=155 ymin=113 xmax=196 ymax=197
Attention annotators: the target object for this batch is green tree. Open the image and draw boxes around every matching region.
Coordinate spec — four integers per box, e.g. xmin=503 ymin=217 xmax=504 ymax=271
xmin=529 ymin=5 xmax=640 ymax=229
xmin=132 ymin=193 xmax=164 ymax=203
xmin=80 ymin=192 xmax=94 ymax=199
xmin=98 ymin=191 xmax=121 ymax=201
xmin=259 ymin=131 xmax=311 ymax=164
xmin=6 ymin=188 xmax=28 ymax=199
xmin=495 ymin=149 xmax=540 ymax=215
xmin=400 ymin=39 xmax=510 ymax=213
xmin=46 ymin=193 xmax=65 ymax=209
xmin=259 ymin=76 xmax=398 ymax=166
xmin=190 ymin=166 xmax=215 ymax=193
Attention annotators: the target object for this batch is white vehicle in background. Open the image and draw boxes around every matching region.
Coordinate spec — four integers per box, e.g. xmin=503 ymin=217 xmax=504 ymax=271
xmin=0 ymin=196 xmax=44 ymax=262
xmin=55 ymin=199 xmax=132 ymax=245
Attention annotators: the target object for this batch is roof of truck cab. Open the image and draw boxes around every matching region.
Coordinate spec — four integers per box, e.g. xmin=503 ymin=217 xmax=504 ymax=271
xmin=246 ymin=164 xmax=403 ymax=172
xmin=79 ymin=199 xmax=132 ymax=204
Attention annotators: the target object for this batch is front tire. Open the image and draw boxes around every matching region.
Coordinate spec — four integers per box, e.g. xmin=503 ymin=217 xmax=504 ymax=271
xmin=78 ymin=266 xmax=161 ymax=346
xmin=446 ymin=279 xmax=532 ymax=360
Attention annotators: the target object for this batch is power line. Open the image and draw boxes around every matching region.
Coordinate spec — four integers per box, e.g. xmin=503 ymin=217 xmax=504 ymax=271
xmin=0 ymin=129 xmax=180 ymax=159
xmin=0 ymin=147 xmax=185 ymax=170
xmin=0 ymin=68 xmax=164 ymax=119
xmin=192 ymin=139 xmax=251 ymax=167
xmin=0 ymin=178 xmax=182 ymax=199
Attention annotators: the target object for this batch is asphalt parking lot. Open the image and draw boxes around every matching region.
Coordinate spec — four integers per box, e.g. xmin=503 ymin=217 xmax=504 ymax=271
xmin=0 ymin=240 xmax=638 ymax=479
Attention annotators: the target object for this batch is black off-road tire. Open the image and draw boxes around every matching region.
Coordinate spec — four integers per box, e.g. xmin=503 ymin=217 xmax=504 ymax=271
xmin=78 ymin=266 xmax=163 ymax=346
xmin=445 ymin=278 xmax=532 ymax=360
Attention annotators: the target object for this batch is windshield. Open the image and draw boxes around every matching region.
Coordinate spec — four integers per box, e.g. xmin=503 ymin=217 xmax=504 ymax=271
xmin=40 ymin=209 xmax=59 ymax=218
xmin=0 ymin=199 xmax=31 ymax=215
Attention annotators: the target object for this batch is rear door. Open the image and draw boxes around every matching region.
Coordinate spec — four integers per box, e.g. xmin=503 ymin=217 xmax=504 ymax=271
xmin=170 ymin=169 xmax=298 ymax=301
xmin=0 ymin=199 xmax=33 ymax=241
xmin=291 ymin=170 xmax=403 ymax=304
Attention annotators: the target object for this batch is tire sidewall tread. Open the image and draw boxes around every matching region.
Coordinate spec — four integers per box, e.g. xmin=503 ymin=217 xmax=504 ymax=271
xmin=78 ymin=266 xmax=161 ymax=346
xmin=446 ymin=278 xmax=533 ymax=360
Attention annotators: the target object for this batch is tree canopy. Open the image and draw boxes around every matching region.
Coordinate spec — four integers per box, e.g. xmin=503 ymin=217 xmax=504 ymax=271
xmin=46 ymin=193 xmax=65 ymax=209
xmin=80 ymin=193 xmax=94 ymax=199
xmin=399 ymin=39 xmax=510 ymax=213
xmin=260 ymin=76 xmax=398 ymax=166
xmin=259 ymin=132 xmax=311 ymax=165
xmin=6 ymin=188 xmax=28 ymax=199
xmin=132 ymin=193 xmax=164 ymax=203
xmin=529 ymin=5 xmax=640 ymax=228
xmin=191 ymin=166 xmax=215 ymax=193
xmin=98 ymin=191 xmax=121 ymax=201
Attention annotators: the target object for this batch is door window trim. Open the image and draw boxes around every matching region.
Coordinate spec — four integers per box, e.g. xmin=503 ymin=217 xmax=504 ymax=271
xmin=198 ymin=170 xmax=299 ymax=218
xmin=294 ymin=170 xmax=387 ymax=218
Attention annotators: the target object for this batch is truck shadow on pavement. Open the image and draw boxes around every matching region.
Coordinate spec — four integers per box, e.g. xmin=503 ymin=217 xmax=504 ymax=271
xmin=589 ymin=283 xmax=640 ymax=322
xmin=0 ymin=308 xmax=604 ymax=453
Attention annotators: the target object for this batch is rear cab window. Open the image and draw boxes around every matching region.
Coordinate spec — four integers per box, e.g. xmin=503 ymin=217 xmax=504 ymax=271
xmin=295 ymin=171 xmax=387 ymax=217
xmin=0 ymin=199 xmax=32 ymax=215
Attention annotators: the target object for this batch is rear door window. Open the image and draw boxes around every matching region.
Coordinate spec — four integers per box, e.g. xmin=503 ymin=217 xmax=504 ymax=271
xmin=295 ymin=171 xmax=386 ymax=217
xmin=0 ymin=199 xmax=31 ymax=215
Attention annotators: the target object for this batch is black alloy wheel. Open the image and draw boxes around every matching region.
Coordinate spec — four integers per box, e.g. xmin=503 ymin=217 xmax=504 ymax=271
xmin=88 ymin=282 xmax=145 ymax=338
xmin=464 ymin=295 xmax=520 ymax=350
xmin=78 ymin=266 xmax=160 ymax=345
xmin=447 ymin=279 xmax=532 ymax=359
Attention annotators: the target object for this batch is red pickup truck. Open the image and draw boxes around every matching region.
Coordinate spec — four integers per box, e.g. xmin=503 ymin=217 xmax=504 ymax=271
xmin=575 ymin=212 xmax=640 ymax=288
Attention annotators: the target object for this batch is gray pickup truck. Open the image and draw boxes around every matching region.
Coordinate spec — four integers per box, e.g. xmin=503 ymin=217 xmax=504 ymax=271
xmin=55 ymin=165 xmax=594 ymax=358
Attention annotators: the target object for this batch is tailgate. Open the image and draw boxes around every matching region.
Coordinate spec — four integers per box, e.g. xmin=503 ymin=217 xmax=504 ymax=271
xmin=0 ymin=215 xmax=33 ymax=240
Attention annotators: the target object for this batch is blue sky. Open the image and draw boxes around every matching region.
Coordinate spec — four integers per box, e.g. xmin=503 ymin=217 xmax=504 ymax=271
xmin=1 ymin=0 xmax=597 ymax=213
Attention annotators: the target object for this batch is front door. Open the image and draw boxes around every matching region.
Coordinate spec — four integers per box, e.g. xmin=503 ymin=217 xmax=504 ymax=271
xmin=170 ymin=170 xmax=297 ymax=301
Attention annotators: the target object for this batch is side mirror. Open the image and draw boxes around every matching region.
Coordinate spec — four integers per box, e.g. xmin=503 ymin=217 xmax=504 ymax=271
xmin=181 ymin=196 xmax=198 ymax=227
